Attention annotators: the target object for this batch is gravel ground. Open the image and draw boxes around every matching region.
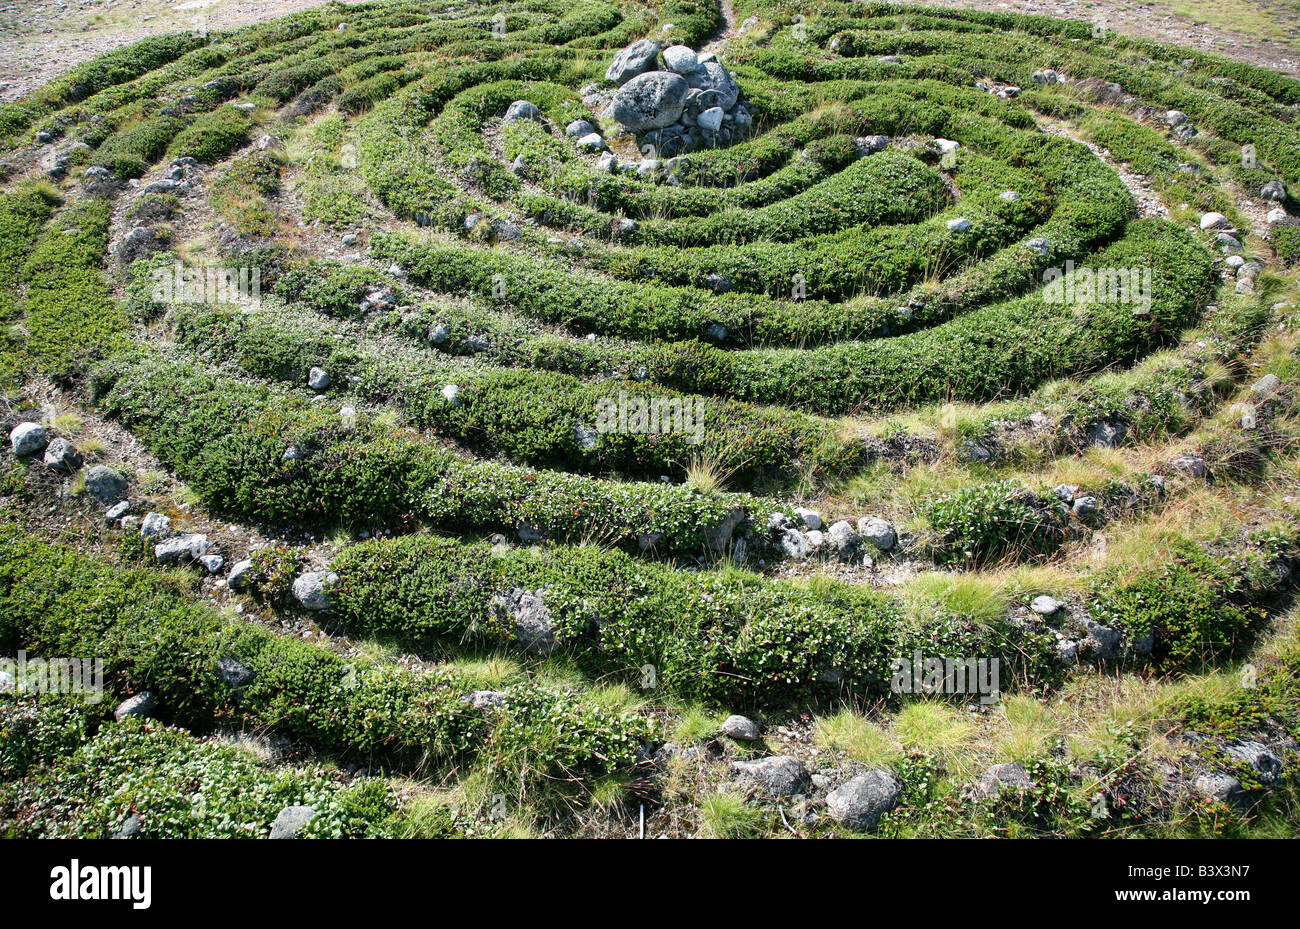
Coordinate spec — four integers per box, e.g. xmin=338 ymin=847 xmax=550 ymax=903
xmin=0 ymin=0 xmax=358 ymax=103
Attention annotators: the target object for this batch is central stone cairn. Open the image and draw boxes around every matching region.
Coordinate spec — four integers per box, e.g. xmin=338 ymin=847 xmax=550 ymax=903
xmin=604 ymin=39 xmax=752 ymax=158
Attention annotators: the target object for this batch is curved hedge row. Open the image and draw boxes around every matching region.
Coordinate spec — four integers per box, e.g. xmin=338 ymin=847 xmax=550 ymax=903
xmin=0 ymin=520 xmax=648 ymax=776
xmin=167 ymin=303 xmax=865 ymax=485
xmin=90 ymin=352 xmax=790 ymax=555
xmin=327 ymin=533 xmax=1059 ymax=705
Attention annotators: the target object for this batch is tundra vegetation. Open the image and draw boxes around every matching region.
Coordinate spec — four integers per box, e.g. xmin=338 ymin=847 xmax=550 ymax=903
xmin=1 ymin=0 xmax=1298 ymax=839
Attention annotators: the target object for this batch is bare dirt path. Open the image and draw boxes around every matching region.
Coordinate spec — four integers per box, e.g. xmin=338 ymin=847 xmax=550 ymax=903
xmin=701 ymin=0 xmax=736 ymax=55
xmin=919 ymin=0 xmax=1298 ymax=77
xmin=0 ymin=0 xmax=360 ymax=103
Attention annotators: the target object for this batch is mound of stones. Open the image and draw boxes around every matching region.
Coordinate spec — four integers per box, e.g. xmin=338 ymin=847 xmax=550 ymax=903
xmin=604 ymin=39 xmax=753 ymax=156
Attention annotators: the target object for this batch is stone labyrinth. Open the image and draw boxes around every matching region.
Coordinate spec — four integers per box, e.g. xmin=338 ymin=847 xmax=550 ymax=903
xmin=1 ymin=1 xmax=1299 ymax=838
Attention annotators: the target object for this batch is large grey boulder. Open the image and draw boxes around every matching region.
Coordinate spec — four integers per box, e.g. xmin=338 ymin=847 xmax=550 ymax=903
xmin=826 ymin=771 xmax=903 ymax=831
xmin=605 ymin=39 xmax=661 ymax=85
xmin=609 ymin=71 xmax=689 ymax=132
xmin=732 ymin=755 xmax=809 ymax=797
xmin=84 ymin=465 xmax=127 ymax=503
xmin=488 ymin=587 xmax=556 ymax=654
xmin=292 ymin=571 xmax=338 ymax=611
xmin=9 ymin=422 xmax=47 ymax=457
xmin=686 ymin=61 xmax=739 ymax=111
xmin=269 ymin=805 xmax=316 ymax=839
xmin=720 ymin=714 xmax=760 ymax=741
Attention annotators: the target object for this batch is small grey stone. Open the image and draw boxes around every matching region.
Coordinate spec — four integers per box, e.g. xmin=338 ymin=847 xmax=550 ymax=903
xmin=1086 ymin=418 xmax=1127 ymax=448
xmin=1025 ymin=237 xmax=1051 ymax=258
xmin=199 ymin=554 xmax=224 ymax=574
xmin=1170 ymin=455 xmax=1208 ymax=479
xmin=685 ymin=61 xmax=739 ymax=111
xmin=827 ymin=520 xmax=860 ymax=560
xmin=1260 ymin=180 xmax=1286 ymax=202
xmin=780 ymin=528 xmax=810 ymax=560
xmin=517 ymin=523 xmax=545 ymax=543
xmin=269 ymin=805 xmax=316 ymax=839
xmin=1072 ymin=495 xmax=1099 ymax=518
xmin=308 ymin=367 xmax=330 ymax=391
xmin=946 ymin=217 xmax=971 ymax=233
xmin=228 ymin=559 xmax=254 ymax=592
xmin=217 ymin=657 xmax=254 ymax=688
xmin=1251 ymin=373 xmax=1280 ymax=397
xmin=605 ymin=39 xmax=661 ymax=85
xmin=826 ymin=771 xmax=902 ymax=832
xmin=1225 ymin=741 xmax=1282 ymax=785
xmin=105 ymin=501 xmax=131 ymax=523
xmin=292 ymin=571 xmax=338 ymax=611
xmin=574 ymin=422 xmax=599 ymax=450
xmin=110 ymin=812 xmax=142 ymax=839
xmin=856 ymin=517 xmax=896 ymax=551
xmin=140 ymin=512 xmax=171 ymax=539
xmin=720 ymin=714 xmax=760 ymax=741
xmin=84 ymin=465 xmax=127 ymax=504
xmin=793 ymin=507 xmax=822 ymax=530
xmin=565 ymin=119 xmax=596 ymax=138
xmin=1052 ymin=483 xmax=1078 ymax=504
xmin=42 ymin=438 xmax=83 ymax=473
xmin=1194 ymin=772 xmax=1242 ymax=803
xmin=662 ymin=45 xmax=698 ymax=74
xmin=767 ymin=512 xmax=792 ymax=533
xmin=697 ymin=106 xmax=724 ymax=133
xmin=502 ymin=100 xmax=541 ymax=123
xmin=487 ymin=587 xmax=556 ymax=654
xmin=732 ymin=755 xmax=809 ymax=797
xmin=154 ymin=533 xmax=211 ymax=564
xmin=1084 ymin=621 xmax=1122 ymax=659
xmin=854 ymin=135 xmax=891 ymax=156
xmin=576 ymin=132 xmax=607 ymax=152
xmin=9 ymin=422 xmax=46 ymax=457
xmin=463 ymin=690 xmax=509 ymax=710
xmin=1030 ymin=595 xmax=1062 ymax=616
xmin=114 ymin=691 xmax=156 ymax=722
xmin=970 ymin=762 xmax=1035 ymax=799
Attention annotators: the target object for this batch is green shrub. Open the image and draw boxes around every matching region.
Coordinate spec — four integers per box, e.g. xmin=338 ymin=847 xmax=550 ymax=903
xmin=1089 ymin=537 xmax=1270 ymax=673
